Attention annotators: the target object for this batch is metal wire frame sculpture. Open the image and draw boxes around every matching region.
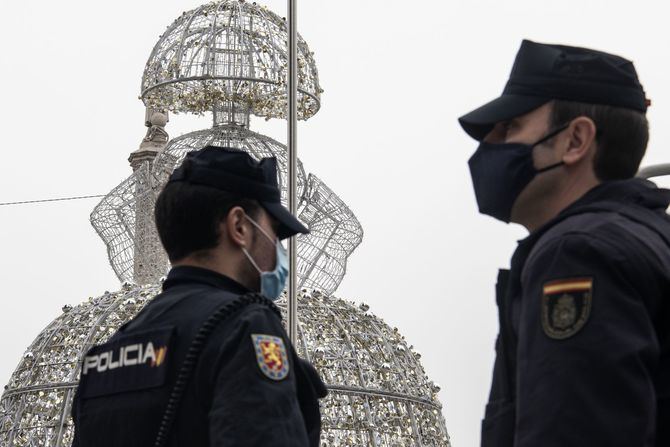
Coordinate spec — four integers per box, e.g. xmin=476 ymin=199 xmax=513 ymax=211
xmin=0 ymin=287 xmax=450 ymax=447
xmin=0 ymin=0 xmax=451 ymax=445
xmin=141 ymin=0 xmax=322 ymax=120
xmin=0 ymin=286 xmax=152 ymax=447
xmin=90 ymin=121 xmax=364 ymax=296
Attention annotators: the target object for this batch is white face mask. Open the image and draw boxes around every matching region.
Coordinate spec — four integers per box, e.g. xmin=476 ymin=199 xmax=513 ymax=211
xmin=241 ymin=215 xmax=288 ymax=301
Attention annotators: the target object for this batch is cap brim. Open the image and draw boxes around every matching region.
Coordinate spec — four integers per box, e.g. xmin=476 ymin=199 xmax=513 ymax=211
xmin=458 ymin=95 xmax=550 ymax=141
xmin=260 ymin=201 xmax=310 ymax=240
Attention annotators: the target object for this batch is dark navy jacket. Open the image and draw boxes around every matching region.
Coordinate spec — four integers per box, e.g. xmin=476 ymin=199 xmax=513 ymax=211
xmin=71 ymin=266 xmax=327 ymax=446
xmin=482 ymin=179 xmax=670 ymax=447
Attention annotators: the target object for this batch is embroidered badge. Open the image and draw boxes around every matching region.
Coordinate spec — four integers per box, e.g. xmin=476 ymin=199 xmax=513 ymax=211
xmin=251 ymin=334 xmax=290 ymax=381
xmin=542 ymin=277 xmax=593 ymax=339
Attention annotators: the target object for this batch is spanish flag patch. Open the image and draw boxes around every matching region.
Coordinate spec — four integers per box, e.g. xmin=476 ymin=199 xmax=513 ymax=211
xmin=542 ymin=277 xmax=593 ymax=339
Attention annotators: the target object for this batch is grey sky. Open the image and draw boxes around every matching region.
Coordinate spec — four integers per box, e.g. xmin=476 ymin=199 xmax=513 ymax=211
xmin=1 ymin=1 xmax=669 ymax=446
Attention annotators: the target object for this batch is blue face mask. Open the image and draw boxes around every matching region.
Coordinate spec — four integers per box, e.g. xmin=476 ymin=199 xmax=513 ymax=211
xmin=241 ymin=215 xmax=289 ymax=301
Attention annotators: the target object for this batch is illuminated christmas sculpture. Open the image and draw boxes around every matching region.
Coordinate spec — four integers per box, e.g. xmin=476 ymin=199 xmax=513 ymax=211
xmin=0 ymin=2 xmax=450 ymax=446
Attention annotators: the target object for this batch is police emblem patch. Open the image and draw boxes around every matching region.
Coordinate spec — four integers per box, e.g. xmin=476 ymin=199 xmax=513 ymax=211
xmin=251 ymin=334 xmax=289 ymax=381
xmin=542 ymin=277 xmax=593 ymax=339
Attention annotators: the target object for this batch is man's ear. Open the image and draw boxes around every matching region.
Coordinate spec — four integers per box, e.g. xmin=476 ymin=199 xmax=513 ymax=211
xmin=223 ymin=206 xmax=251 ymax=248
xmin=563 ymin=116 xmax=597 ymax=166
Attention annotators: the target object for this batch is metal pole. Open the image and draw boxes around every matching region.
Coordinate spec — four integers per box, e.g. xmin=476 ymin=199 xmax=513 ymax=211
xmin=637 ymin=163 xmax=670 ymax=180
xmin=287 ymin=0 xmax=298 ymax=344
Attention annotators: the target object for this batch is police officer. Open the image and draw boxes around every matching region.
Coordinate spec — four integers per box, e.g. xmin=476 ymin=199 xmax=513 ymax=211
xmin=71 ymin=146 xmax=327 ymax=446
xmin=459 ymin=40 xmax=670 ymax=446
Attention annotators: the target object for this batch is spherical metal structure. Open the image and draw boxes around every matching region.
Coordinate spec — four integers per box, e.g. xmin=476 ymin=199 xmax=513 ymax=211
xmin=152 ymin=123 xmax=309 ymax=206
xmin=91 ymin=125 xmax=364 ymax=295
xmin=141 ymin=0 xmax=322 ymax=119
xmin=0 ymin=285 xmax=155 ymax=447
xmin=0 ymin=288 xmax=450 ymax=447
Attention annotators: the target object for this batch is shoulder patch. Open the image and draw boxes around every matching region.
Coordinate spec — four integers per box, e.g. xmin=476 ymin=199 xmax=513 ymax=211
xmin=542 ymin=278 xmax=593 ymax=339
xmin=251 ymin=334 xmax=290 ymax=381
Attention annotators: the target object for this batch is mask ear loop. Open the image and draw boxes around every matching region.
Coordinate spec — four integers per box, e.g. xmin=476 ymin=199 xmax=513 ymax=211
xmin=241 ymin=247 xmax=262 ymax=273
xmin=532 ymin=123 xmax=571 ymax=174
xmin=243 ymin=213 xmax=276 ymax=245
xmin=536 ymin=160 xmax=565 ymax=174
xmin=242 ymin=213 xmax=281 ymax=275
xmin=532 ymin=123 xmax=570 ymax=147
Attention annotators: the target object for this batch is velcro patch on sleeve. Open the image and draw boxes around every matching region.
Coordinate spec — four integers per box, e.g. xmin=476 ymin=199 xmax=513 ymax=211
xmin=251 ymin=334 xmax=290 ymax=381
xmin=78 ymin=327 xmax=175 ymax=398
xmin=542 ymin=278 xmax=593 ymax=340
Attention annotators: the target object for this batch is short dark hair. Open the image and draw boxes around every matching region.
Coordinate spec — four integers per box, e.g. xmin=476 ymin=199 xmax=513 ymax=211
xmin=549 ymin=100 xmax=649 ymax=181
xmin=154 ymin=182 xmax=261 ymax=262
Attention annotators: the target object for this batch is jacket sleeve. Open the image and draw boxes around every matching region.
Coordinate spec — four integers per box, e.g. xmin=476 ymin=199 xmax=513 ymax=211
xmin=206 ymin=306 xmax=311 ymax=447
xmin=294 ymin=357 xmax=328 ymax=446
xmin=515 ymin=232 xmax=658 ymax=447
xmin=70 ymin=389 xmax=81 ymax=446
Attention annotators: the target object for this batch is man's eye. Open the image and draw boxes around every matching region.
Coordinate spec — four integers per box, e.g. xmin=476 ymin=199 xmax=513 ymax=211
xmin=503 ymin=121 xmax=519 ymax=135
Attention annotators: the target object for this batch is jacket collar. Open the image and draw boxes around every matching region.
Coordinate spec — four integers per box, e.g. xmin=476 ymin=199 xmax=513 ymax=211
xmin=557 ymin=178 xmax=670 ymax=217
xmin=512 ymin=178 xmax=670 ymax=280
xmin=162 ymin=265 xmax=251 ymax=295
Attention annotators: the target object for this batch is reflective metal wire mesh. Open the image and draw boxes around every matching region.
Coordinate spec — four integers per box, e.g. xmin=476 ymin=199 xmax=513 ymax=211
xmin=0 ymin=0 xmax=451 ymax=444
xmin=141 ymin=0 xmax=322 ymax=119
xmin=89 ymin=161 xmax=170 ymax=286
xmin=297 ymin=175 xmax=363 ymax=293
xmin=90 ymin=125 xmax=364 ymax=296
xmin=0 ymin=288 xmax=450 ymax=447
xmin=0 ymin=285 xmax=157 ymax=447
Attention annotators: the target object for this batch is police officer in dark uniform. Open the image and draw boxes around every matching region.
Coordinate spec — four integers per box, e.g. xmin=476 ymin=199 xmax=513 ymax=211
xmin=459 ymin=40 xmax=670 ymax=446
xmin=71 ymin=146 xmax=327 ymax=446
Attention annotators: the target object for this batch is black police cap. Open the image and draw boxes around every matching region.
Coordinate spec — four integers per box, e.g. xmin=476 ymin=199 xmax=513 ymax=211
xmin=168 ymin=146 xmax=309 ymax=240
xmin=459 ymin=39 xmax=649 ymax=141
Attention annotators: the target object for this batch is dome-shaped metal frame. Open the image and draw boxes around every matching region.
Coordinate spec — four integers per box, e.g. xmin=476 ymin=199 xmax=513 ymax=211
xmin=0 ymin=287 xmax=450 ymax=447
xmin=141 ymin=0 xmax=322 ymax=120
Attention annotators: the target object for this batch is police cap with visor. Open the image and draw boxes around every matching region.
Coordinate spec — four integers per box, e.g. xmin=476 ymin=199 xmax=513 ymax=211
xmin=168 ymin=146 xmax=309 ymax=240
xmin=459 ymin=39 xmax=649 ymax=141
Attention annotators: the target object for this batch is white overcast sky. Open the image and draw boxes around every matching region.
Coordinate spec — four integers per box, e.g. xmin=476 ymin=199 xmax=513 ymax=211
xmin=1 ymin=1 xmax=670 ymax=446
